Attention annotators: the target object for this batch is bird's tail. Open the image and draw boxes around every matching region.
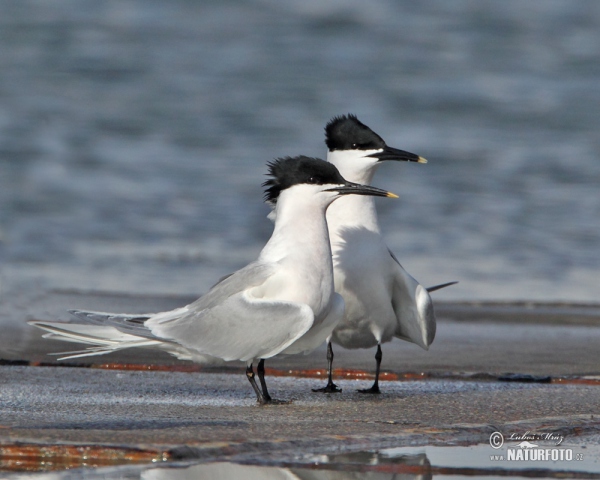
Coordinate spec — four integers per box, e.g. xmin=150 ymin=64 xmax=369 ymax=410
xmin=426 ymin=281 xmax=459 ymax=293
xmin=29 ymin=309 xmax=161 ymax=360
xmin=29 ymin=310 xmax=223 ymax=364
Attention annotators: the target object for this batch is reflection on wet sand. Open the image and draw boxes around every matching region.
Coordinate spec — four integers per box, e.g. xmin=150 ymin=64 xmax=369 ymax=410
xmin=142 ymin=453 xmax=431 ymax=480
xmin=141 ymin=442 xmax=600 ymax=480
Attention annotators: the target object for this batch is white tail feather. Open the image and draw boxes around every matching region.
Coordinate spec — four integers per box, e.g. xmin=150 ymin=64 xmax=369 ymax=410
xmin=29 ymin=320 xmax=224 ymax=365
xmin=29 ymin=321 xmax=162 ymax=360
xmin=31 ymin=322 xmax=147 ymax=344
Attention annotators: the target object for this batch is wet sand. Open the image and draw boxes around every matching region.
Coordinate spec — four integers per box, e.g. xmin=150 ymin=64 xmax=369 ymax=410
xmin=1 ymin=290 xmax=599 ymax=476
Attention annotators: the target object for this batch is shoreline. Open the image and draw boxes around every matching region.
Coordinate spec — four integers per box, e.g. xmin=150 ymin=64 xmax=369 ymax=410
xmin=1 ymin=288 xmax=599 ymax=476
xmin=2 ymin=288 xmax=600 ymax=373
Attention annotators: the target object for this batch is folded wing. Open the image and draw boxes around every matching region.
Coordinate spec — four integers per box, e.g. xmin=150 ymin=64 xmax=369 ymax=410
xmin=389 ymin=250 xmax=436 ymax=350
xmin=146 ymin=261 xmax=316 ymax=362
xmin=30 ymin=261 xmax=314 ymax=363
xmin=147 ymin=290 xmax=314 ymax=362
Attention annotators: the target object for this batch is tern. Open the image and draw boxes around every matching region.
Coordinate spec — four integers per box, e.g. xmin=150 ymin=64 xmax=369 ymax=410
xmin=30 ymin=156 xmax=398 ymax=404
xmin=313 ymin=114 xmax=456 ymax=394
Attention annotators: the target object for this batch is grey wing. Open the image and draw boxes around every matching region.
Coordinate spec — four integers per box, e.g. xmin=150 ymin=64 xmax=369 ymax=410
xmin=64 ymin=262 xmax=274 ymax=338
xmin=187 ymin=261 xmax=275 ymax=311
xmin=86 ymin=261 xmax=277 ymax=339
xmin=55 ymin=262 xmax=287 ymax=360
xmin=146 ymin=290 xmax=315 ymax=362
xmin=388 ymin=249 xmax=436 ymax=350
xmin=145 ymin=261 xmax=315 ymax=362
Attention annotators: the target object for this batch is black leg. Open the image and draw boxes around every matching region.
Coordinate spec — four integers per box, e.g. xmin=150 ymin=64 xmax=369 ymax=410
xmin=246 ymin=363 xmax=268 ymax=404
xmin=253 ymin=359 xmax=291 ymax=405
xmin=257 ymin=359 xmax=272 ymax=402
xmin=358 ymin=344 xmax=382 ymax=394
xmin=312 ymin=341 xmax=342 ymax=393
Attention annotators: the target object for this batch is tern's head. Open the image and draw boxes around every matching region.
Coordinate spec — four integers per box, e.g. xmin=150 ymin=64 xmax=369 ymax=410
xmin=263 ymin=156 xmax=397 ymax=208
xmin=325 ymin=114 xmax=426 ymax=182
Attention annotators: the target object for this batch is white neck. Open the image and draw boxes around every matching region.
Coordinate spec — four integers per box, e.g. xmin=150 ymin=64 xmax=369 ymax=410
xmin=258 ymin=184 xmax=337 ymax=311
xmin=327 ymin=150 xmax=381 ymax=185
xmin=260 ymin=185 xmax=334 ymax=267
xmin=326 ymin=150 xmax=382 ymax=233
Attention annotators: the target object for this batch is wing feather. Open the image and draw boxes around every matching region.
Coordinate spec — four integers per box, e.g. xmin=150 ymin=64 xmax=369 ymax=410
xmin=389 ymin=250 xmax=436 ymax=349
xmin=30 ymin=262 xmax=303 ymax=363
xmin=147 ymin=289 xmax=314 ymax=362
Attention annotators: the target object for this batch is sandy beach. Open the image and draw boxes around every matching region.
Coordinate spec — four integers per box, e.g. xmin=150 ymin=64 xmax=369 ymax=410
xmin=1 ymin=290 xmax=599 ymax=477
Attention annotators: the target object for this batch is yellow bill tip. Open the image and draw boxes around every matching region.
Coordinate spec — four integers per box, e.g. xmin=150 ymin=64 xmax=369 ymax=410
xmin=386 ymin=192 xmax=399 ymax=199
xmin=417 ymin=156 xmax=428 ymax=164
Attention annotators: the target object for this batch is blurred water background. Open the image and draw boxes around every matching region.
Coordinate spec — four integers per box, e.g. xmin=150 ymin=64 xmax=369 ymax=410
xmin=1 ymin=0 xmax=599 ymax=306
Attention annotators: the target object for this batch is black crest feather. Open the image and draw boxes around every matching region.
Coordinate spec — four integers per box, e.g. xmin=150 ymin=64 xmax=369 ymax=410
xmin=325 ymin=114 xmax=386 ymax=151
xmin=263 ymin=156 xmax=346 ymax=203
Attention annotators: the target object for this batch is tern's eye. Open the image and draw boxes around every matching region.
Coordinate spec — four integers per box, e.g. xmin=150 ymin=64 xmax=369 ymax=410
xmin=351 ymin=143 xmax=358 ymax=149
xmin=307 ymin=176 xmax=317 ymax=184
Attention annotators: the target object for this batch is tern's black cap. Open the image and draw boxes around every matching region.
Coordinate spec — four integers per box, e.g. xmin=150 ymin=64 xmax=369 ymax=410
xmin=325 ymin=114 xmax=426 ymax=164
xmin=263 ymin=156 xmax=345 ymax=203
xmin=325 ymin=114 xmax=386 ymax=151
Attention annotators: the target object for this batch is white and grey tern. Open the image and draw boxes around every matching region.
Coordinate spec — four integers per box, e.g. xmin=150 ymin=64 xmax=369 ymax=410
xmin=313 ymin=115 xmax=457 ymax=394
xmin=30 ymin=155 xmax=398 ymax=404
